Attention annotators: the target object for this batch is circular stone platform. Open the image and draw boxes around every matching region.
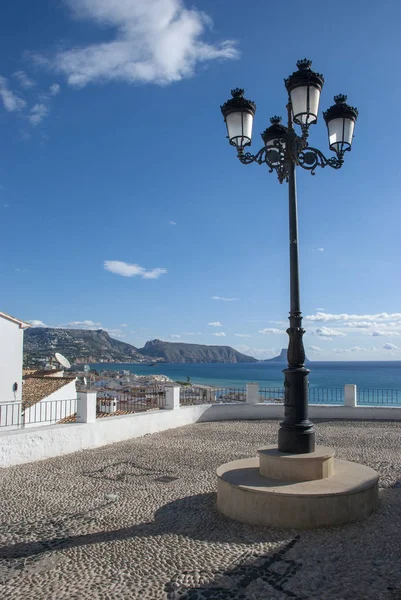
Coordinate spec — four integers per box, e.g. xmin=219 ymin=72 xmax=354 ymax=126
xmin=217 ymin=456 xmax=379 ymax=529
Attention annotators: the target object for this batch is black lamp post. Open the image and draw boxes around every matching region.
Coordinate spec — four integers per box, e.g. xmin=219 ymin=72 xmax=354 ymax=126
xmin=221 ymin=59 xmax=358 ymax=454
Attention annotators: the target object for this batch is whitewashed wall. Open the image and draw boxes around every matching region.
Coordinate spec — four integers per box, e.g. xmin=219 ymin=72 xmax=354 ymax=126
xmin=0 ymin=317 xmax=24 ymax=403
xmin=2 ymin=402 xmax=401 ymax=467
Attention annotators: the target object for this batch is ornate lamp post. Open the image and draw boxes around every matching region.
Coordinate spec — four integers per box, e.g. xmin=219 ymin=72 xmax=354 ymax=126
xmin=221 ymin=60 xmax=358 ymax=454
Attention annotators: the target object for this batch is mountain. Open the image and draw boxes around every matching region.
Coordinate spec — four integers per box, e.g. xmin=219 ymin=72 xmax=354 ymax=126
xmin=261 ymin=348 xmax=310 ymax=364
xmin=24 ymin=328 xmax=146 ymax=365
xmin=138 ymin=339 xmax=258 ymax=364
xmin=24 ymin=329 xmax=258 ymax=365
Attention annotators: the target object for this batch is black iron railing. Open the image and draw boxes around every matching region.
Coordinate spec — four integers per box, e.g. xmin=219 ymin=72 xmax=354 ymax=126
xmin=357 ymin=389 xmax=401 ymax=406
xmin=308 ymin=387 xmax=344 ymax=404
xmin=180 ymin=387 xmax=246 ymax=406
xmin=96 ymin=389 xmax=166 ymax=416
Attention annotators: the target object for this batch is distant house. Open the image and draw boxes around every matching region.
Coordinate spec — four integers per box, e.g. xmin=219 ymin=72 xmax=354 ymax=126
xmin=0 ymin=311 xmax=31 ymax=403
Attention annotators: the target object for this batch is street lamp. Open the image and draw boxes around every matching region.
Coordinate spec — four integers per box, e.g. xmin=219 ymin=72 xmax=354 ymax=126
xmin=220 ymin=59 xmax=358 ymax=454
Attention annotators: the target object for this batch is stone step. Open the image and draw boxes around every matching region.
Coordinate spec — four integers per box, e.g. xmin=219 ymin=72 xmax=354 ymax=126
xmin=216 ymin=456 xmax=379 ymax=529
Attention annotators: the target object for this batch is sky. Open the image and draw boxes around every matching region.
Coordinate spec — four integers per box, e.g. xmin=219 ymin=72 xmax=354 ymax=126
xmin=1 ymin=0 xmax=401 ymax=361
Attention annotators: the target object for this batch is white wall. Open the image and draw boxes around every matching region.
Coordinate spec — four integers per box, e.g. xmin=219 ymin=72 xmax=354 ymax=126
xmin=0 ymin=405 xmax=208 ymax=466
xmin=0 ymin=317 xmax=24 ymax=403
xmin=2 ymin=402 xmax=401 ymax=468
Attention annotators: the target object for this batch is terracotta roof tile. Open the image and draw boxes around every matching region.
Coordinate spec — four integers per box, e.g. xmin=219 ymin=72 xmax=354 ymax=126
xmin=22 ymin=376 xmax=76 ymax=409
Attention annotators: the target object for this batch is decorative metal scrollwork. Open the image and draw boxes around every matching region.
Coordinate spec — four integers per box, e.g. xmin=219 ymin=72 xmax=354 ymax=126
xmin=237 ymin=134 xmax=345 ymax=182
xmin=238 ymin=139 xmax=288 ymax=183
xmin=298 ymin=146 xmax=344 ymax=175
xmin=286 ymin=326 xmax=306 ymax=367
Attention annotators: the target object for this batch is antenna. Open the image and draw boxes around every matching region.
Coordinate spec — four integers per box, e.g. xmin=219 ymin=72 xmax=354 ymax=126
xmin=55 ymin=352 xmax=71 ymax=370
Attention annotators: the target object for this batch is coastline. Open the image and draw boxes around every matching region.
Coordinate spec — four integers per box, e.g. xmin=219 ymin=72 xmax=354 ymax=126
xmin=87 ymin=361 xmax=401 ymax=390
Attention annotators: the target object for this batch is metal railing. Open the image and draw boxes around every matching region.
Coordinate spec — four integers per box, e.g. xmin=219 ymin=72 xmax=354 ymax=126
xmin=180 ymin=386 xmax=246 ymax=406
xmin=96 ymin=389 xmax=166 ymax=416
xmin=308 ymin=387 xmax=344 ymax=404
xmin=357 ymin=388 xmax=401 ymax=406
xmin=0 ymin=402 xmax=23 ymax=428
xmin=0 ymin=399 xmax=77 ymax=428
xmin=259 ymin=387 xmax=285 ymax=403
xmin=258 ymin=386 xmax=345 ymax=404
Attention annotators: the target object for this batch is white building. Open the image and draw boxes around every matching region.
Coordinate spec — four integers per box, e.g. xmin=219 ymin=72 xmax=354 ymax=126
xmin=0 ymin=311 xmax=30 ymax=403
xmin=0 ymin=311 xmax=78 ymax=429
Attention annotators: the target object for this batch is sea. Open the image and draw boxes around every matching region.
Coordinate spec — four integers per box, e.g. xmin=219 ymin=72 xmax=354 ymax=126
xmin=88 ymin=361 xmax=401 ymax=390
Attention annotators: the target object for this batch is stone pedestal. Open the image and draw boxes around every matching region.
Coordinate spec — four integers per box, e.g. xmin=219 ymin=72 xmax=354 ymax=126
xmin=258 ymin=445 xmax=334 ymax=481
xmin=216 ymin=445 xmax=379 ymax=529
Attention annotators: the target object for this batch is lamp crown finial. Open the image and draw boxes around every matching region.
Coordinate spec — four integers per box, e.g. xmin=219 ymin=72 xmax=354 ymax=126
xmin=270 ymin=116 xmax=282 ymax=124
xmin=231 ymin=88 xmax=244 ymax=98
xmin=296 ymin=58 xmax=312 ymax=70
xmin=334 ymin=94 xmax=347 ymax=104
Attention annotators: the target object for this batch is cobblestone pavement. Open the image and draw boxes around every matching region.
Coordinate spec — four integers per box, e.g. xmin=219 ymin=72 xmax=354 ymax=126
xmin=1 ymin=419 xmax=401 ymax=600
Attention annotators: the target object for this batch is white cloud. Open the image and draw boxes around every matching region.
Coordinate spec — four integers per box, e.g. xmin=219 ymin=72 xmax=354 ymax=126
xmin=306 ymin=311 xmax=401 ymax=323
xmin=170 ymin=334 xmax=180 ymax=339
xmin=371 ymin=330 xmax=400 ymax=336
xmin=333 ymin=347 xmax=369 ymax=353
xmin=105 ymin=328 xmax=125 ymax=338
xmin=49 ymin=83 xmax=61 ymax=95
xmin=182 ymin=331 xmax=202 ymax=335
xmin=104 ymin=260 xmax=167 ymax=279
xmin=41 ymin=0 xmax=238 ymax=88
xmin=208 ymin=321 xmax=222 ymax=327
xmin=213 ymin=332 xmax=226 ymax=337
xmin=169 ymin=220 xmax=177 ymax=225
xmin=308 ymin=345 xmax=322 ymax=353
xmin=120 ymin=323 xmax=127 ymax=327
xmin=317 ymin=248 xmax=325 ymax=252
xmin=0 ymin=76 xmax=26 ymax=111
xmin=13 ymin=70 xmax=36 ymax=89
xmin=235 ymin=345 xmax=277 ymax=360
xmin=316 ymin=308 xmax=325 ymax=311
xmin=234 ymin=333 xmax=251 ymax=338
xmin=211 ymin=296 xmax=239 ymax=302
xmin=305 ymin=311 xmax=401 ymax=338
xmin=383 ymin=343 xmax=398 ymax=350
xmin=258 ymin=328 xmax=286 ymax=335
xmin=67 ymin=320 xmax=102 ymax=328
xmin=28 ymin=319 xmax=48 ymax=327
xmin=315 ymin=327 xmax=346 ymax=338
xmin=28 ymin=103 xmax=49 ymax=126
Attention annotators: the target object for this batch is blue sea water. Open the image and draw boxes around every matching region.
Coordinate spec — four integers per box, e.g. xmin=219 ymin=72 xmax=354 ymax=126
xmin=89 ymin=361 xmax=401 ymax=390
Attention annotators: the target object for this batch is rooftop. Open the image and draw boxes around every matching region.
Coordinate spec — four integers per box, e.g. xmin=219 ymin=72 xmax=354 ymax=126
xmin=0 ymin=419 xmax=400 ymax=599
xmin=22 ymin=376 xmax=76 ymax=409
xmin=0 ymin=311 xmax=31 ymax=329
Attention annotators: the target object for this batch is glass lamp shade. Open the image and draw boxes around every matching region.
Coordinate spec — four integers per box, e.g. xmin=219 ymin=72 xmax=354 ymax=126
xmin=261 ymin=116 xmax=287 ymax=165
xmin=323 ymin=95 xmax=358 ymax=155
xmin=221 ymin=88 xmax=256 ymax=150
xmin=285 ymin=59 xmax=324 ymax=126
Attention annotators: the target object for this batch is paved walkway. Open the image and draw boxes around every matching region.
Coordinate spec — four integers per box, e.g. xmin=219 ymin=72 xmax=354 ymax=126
xmin=1 ymin=419 xmax=401 ymax=599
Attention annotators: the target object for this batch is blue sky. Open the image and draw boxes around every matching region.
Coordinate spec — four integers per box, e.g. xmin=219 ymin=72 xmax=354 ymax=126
xmin=1 ymin=0 xmax=401 ymax=360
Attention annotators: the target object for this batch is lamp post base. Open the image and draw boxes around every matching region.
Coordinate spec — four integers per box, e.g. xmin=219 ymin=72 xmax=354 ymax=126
xmin=278 ymin=366 xmax=315 ymax=454
xmin=278 ymin=426 xmax=315 ymax=454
